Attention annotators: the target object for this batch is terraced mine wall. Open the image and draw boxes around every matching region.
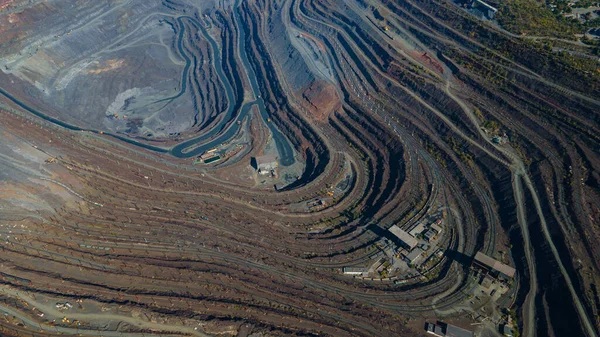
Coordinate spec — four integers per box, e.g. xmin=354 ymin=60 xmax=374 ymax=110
xmin=0 ymin=0 xmax=599 ymax=336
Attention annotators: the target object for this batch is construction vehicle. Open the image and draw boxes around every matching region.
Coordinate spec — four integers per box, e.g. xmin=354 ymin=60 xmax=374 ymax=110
xmin=45 ymin=157 xmax=56 ymax=164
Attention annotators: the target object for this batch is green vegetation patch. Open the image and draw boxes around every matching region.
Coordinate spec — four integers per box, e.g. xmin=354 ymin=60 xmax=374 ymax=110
xmin=497 ymin=0 xmax=584 ymax=38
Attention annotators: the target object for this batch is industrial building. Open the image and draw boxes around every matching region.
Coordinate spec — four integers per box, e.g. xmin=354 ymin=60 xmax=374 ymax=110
xmin=472 ymin=251 xmax=516 ymax=278
xmin=404 ymin=248 xmax=424 ymax=265
xmin=342 ymin=267 xmax=366 ymax=275
xmin=409 ymin=223 xmax=426 ymax=237
xmin=446 ymin=324 xmax=474 ymax=337
xmin=474 ymin=0 xmax=498 ymax=20
xmin=479 ymin=274 xmax=494 ymax=289
xmin=423 ymin=229 xmax=438 ymax=242
xmin=426 ymin=322 xmax=473 ymax=337
xmin=253 ymin=154 xmax=278 ymax=174
xmin=464 ymin=0 xmax=498 ymax=20
xmin=426 ymin=323 xmax=445 ymax=336
xmin=388 ymin=225 xmax=418 ymax=250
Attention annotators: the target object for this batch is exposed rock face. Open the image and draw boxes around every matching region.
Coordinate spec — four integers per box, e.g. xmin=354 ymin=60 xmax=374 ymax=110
xmin=0 ymin=0 xmax=223 ymax=138
xmin=301 ymin=80 xmax=340 ymax=121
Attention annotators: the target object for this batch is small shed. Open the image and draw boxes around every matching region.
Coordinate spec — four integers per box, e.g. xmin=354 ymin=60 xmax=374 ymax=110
xmin=430 ymin=223 xmax=443 ymax=234
xmin=426 ymin=323 xmax=444 ymax=337
xmin=503 ymin=325 xmax=514 ymax=337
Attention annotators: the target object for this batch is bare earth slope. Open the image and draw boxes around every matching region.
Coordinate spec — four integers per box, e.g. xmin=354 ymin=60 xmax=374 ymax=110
xmin=0 ymin=0 xmax=599 ymax=336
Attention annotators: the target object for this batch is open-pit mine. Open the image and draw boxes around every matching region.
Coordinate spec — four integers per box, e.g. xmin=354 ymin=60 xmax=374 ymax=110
xmin=0 ymin=0 xmax=600 ymax=336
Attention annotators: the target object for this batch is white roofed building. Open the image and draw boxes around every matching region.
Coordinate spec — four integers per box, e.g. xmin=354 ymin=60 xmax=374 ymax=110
xmin=389 ymin=225 xmax=418 ymax=250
